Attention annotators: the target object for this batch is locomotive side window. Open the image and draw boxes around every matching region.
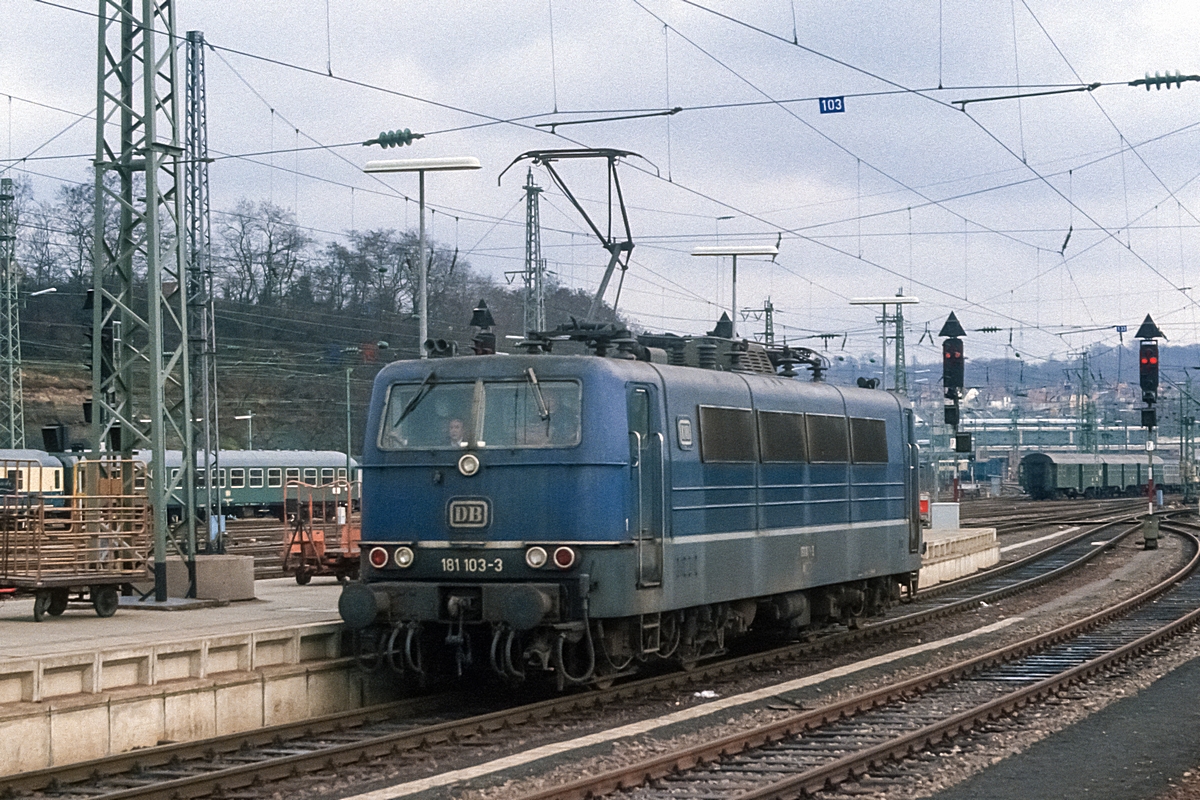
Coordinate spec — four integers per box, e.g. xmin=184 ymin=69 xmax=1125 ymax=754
xmin=698 ymin=406 xmax=757 ymax=462
xmin=757 ymin=411 xmax=807 ymax=462
xmin=267 ymin=468 xmax=282 ymax=488
xmin=806 ymin=414 xmax=849 ymax=462
xmin=850 ymin=418 xmax=889 ymax=463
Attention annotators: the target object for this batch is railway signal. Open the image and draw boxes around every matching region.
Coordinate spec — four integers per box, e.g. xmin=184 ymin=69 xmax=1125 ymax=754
xmin=1135 ymin=314 xmax=1165 ymax=430
xmin=1135 ymin=314 xmax=1166 ymax=516
xmin=939 ymin=312 xmax=966 ymax=429
xmin=1139 ymin=342 xmax=1159 ymax=403
xmin=943 ymin=338 xmax=965 ymax=394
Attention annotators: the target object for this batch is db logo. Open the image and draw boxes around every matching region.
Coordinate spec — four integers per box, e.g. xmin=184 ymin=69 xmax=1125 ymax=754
xmin=447 ymin=498 xmax=490 ymax=529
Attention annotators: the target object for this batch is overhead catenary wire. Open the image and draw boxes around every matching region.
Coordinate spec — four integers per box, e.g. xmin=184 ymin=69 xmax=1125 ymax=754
xmin=14 ymin=0 xmax=1200 ymax=361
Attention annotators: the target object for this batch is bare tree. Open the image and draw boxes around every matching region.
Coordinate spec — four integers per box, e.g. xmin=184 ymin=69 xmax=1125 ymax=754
xmin=217 ymin=200 xmax=310 ymax=305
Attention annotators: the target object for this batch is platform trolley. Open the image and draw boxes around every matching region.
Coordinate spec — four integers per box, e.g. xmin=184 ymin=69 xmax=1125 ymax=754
xmin=281 ymin=479 xmax=361 ymax=585
xmin=0 ymin=459 xmax=152 ymax=621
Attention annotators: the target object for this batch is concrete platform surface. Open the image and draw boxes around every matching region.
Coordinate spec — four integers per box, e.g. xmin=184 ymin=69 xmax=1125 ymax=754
xmin=0 ymin=576 xmax=343 ymax=662
xmin=929 ymin=652 xmax=1200 ymax=800
xmin=920 ymin=527 xmax=1000 ymax=588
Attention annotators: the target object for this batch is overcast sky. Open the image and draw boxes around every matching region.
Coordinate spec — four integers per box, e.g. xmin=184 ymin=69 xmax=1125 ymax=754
xmin=4 ymin=0 xmax=1200 ymax=369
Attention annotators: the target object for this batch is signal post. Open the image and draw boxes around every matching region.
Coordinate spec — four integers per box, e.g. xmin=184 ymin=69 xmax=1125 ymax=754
xmin=1137 ymin=314 xmax=1164 ymax=548
xmin=940 ymin=313 xmax=968 ymax=501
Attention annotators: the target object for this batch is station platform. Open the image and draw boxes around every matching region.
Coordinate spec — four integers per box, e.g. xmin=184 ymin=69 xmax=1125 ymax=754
xmin=0 ymin=577 xmax=397 ymax=774
xmin=919 ymin=527 xmax=1001 ymax=588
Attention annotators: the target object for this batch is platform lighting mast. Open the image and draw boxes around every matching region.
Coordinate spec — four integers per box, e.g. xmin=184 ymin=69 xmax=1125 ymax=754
xmin=93 ymin=0 xmax=196 ymax=601
xmin=0 ymin=179 xmax=23 ymax=449
xmin=523 ymin=169 xmax=546 ymax=333
xmin=185 ymin=30 xmax=222 ymax=551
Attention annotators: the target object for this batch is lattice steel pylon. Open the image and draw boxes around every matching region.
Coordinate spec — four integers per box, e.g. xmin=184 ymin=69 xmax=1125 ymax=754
xmin=185 ymin=30 xmax=222 ymax=551
xmin=0 ymin=178 xmax=23 ymax=449
xmin=522 ymin=169 xmax=546 ymax=333
xmin=93 ymin=0 xmax=196 ymax=601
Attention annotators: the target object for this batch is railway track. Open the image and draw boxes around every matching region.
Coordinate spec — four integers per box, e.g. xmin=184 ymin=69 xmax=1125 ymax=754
xmin=521 ymin=518 xmax=1200 ymax=800
xmin=961 ymin=497 xmax=1147 ymax=533
xmin=225 ymin=519 xmax=286 ymax=578
xmin=0 ymin=509 xmax=1154 ymax=800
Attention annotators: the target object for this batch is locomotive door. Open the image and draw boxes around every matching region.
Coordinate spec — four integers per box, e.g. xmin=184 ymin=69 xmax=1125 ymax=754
xmin=905 ymin=409 xmax=921 ymax=553
xmin=628 ymin=385 xmax=664 ymax=588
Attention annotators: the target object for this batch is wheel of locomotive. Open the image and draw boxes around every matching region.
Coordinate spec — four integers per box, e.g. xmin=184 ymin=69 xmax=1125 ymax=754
xmin=32 ymin=590 xmax=51 ymax=622
xmin=294 ymin=569 xmax=312 ymax=585
xmin=48 ymin=588 xmax=70 ymax=616
xmin=92 ymin=585 xmax=119 ymax=618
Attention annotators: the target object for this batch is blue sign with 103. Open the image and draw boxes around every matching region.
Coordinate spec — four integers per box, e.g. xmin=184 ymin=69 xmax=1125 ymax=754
xmin=819 ymin=96 xmax=845 ymax=114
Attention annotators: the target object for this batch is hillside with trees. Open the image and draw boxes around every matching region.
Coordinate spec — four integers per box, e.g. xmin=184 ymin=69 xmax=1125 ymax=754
xmin=10 ymin=176 xmax=618 ymax=453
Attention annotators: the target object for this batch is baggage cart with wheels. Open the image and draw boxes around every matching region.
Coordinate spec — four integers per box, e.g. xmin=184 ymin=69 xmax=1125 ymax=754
xmin=281 ymin=479 xmax=360 ymax=585
xmin=0 ymin=459 xmax=152 ymax=621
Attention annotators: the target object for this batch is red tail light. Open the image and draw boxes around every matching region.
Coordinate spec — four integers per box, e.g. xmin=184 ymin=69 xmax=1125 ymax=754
xmin=368 ymin=547 xmax=389 ymax=568
xmin=553 ymin=546 xmax=576 ymax=569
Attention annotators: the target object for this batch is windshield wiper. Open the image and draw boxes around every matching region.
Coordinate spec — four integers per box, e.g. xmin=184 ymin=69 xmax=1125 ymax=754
xmin=525 ymin=367 xmax=550 ymax=420
xmin=394 ymin=372 xmax=437 ymax=426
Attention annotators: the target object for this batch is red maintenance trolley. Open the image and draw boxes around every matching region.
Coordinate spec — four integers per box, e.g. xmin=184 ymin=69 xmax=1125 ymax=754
xmin=0 ymin=458 xmax=151 ymax=621
xmin=281 ymin=479 xmax=361 ymax=585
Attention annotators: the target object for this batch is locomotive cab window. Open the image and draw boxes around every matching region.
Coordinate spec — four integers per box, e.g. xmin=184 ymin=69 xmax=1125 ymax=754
xmin=850 ymin=418 xmax=889 ymax=463
xmin=806 ymin=414 xmax=849 ymax=462
xmin=379 ymin=378 xmax=581 ymax=450
xmin=758 ymin=411 xmax=807 ymax=462
xmin=698 ymin=406 xmax=757 ymax=462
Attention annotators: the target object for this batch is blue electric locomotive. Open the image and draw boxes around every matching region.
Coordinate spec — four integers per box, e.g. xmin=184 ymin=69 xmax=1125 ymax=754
xmin=339 ymin=330 xmax=922 ymax=686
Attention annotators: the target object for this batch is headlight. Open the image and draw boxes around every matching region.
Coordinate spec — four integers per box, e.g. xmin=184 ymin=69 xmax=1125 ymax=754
xmin=394 ymin=546 xmax=415 ymax=568
xmin=458 ymin=453 xmax=480 ymax=477
xmin=525 ymin=546 xmax=548 ymax=569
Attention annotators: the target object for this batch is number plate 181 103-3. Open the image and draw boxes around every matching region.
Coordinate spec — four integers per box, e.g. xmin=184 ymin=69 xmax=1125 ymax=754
xmin=440 ymin=557 xmax=503 ymax=573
